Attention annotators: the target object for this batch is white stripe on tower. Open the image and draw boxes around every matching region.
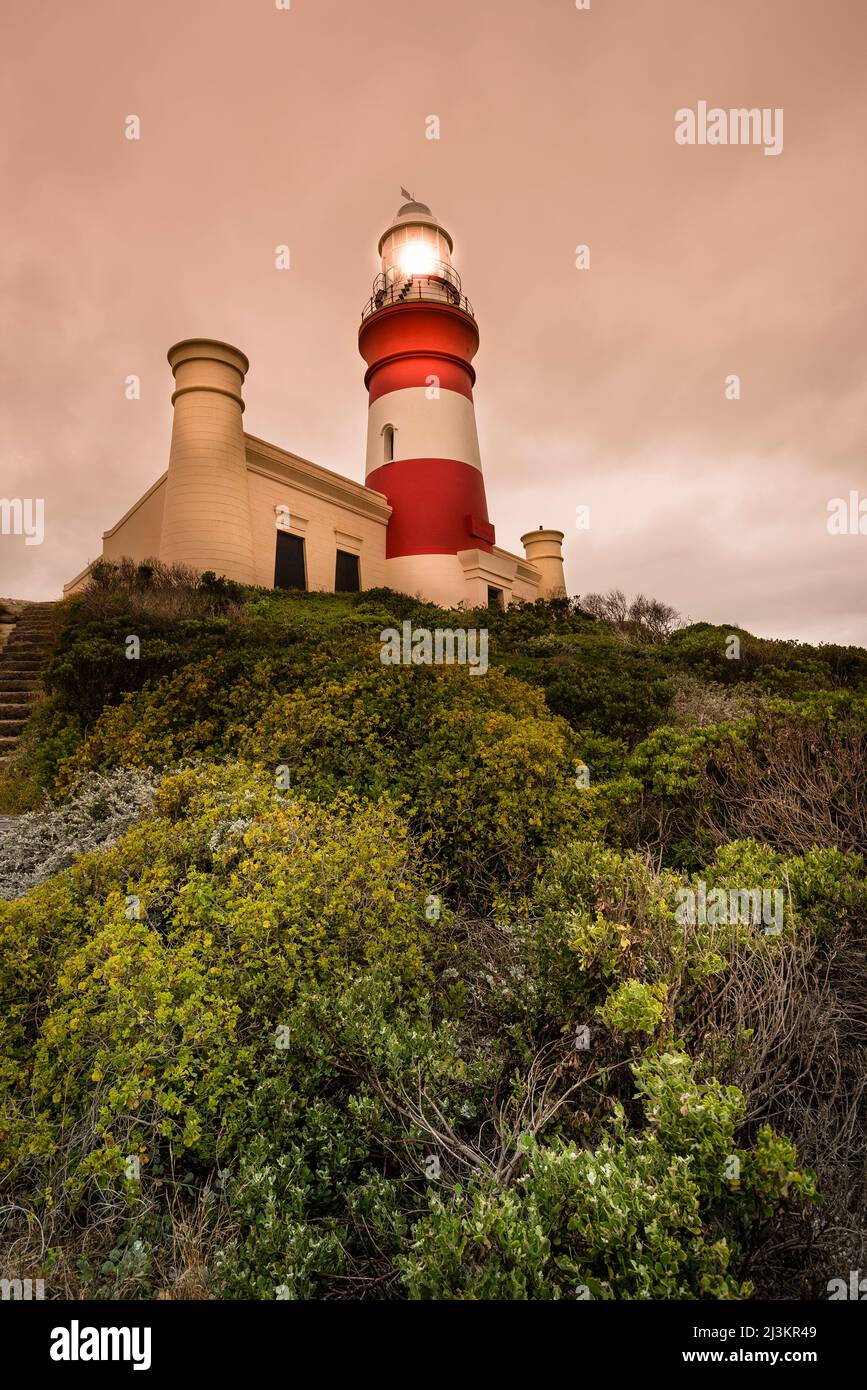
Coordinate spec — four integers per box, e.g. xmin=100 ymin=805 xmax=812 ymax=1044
xmin=366 ymin=388 xmax=482 ymax=475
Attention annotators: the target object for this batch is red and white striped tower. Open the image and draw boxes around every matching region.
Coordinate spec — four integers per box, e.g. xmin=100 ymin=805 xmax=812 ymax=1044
xmin=359 ymin=198 xmax=495 ymax=603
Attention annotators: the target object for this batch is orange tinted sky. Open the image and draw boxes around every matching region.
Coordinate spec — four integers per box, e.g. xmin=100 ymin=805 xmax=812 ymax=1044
xmin=1 ymin=0 xmax=865 ymax=641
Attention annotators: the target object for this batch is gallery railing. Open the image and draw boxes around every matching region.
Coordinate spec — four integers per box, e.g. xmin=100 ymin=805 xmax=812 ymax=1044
xmin=361 ymin=260 xmax=474 ymax=320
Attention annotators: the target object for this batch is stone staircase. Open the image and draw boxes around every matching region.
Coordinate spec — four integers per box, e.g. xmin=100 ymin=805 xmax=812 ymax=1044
xmin=0 ymin=602 xmax=57 ymax=768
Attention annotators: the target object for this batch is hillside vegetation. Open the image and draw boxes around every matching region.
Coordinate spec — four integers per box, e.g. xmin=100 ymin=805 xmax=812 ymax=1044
xmin=1 ymin=561 xmax=865 ymax=1300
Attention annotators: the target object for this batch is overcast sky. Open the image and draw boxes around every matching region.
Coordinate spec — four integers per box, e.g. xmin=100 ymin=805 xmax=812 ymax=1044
xmin=1 ymin=0 xmax=865 ymax=643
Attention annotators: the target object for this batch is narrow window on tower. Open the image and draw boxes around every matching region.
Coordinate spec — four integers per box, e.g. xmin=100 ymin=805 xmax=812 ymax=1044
xmin=487 ymin=586 xmax=504 ymax=610
xmin=383 ymin=424 xmax=395 ymax=463
xmin=335 ymin=549 xmax=360 ymax=593
xmin=274 ymin=531 xmax=306 ymax=590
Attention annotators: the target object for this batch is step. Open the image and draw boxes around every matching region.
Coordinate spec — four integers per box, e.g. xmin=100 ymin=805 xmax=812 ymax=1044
xmin=0 ymin=719 xmax=26 ymax=735
xmin=0 ymin=695 xmax=33 ymax=709
xmin=0 ymin=736 xmax=18 ymax=750
xmin=0 ymin=680 xmax=39 ymax=692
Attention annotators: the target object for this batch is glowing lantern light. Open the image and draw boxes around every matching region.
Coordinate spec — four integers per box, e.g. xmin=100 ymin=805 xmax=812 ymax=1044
xmin=396 ymin=239 xmax=438 ymax=277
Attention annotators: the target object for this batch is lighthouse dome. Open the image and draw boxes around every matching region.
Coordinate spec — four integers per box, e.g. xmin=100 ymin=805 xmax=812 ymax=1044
xmin=395 ymin=200 xmax=433 ymax=219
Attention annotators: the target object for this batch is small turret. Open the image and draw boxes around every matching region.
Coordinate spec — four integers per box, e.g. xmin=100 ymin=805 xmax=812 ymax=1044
xmin=521 ymin=528 xmax=566 ymax=598
xmin=160 ymin=339 xmax=256 ymax=583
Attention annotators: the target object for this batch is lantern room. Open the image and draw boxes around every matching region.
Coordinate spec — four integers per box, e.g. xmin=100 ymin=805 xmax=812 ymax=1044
xmin=363 ymin=199 xmax=470 ymax=319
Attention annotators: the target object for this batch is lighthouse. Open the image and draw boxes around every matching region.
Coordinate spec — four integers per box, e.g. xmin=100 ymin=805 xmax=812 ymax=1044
xmin=359 ymin=198 xmax=503 ymax=605
xmin=66 ymin=198 xmax=565 ymax=606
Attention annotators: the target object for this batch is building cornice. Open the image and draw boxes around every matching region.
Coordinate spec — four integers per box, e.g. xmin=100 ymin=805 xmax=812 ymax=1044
xmin=244 ymin=434 xmax=391 ymax=526
xmin=458 ymin=546 xmax=541 ymax=587
xmin=493 ymin=546 xmax=542 ymax=584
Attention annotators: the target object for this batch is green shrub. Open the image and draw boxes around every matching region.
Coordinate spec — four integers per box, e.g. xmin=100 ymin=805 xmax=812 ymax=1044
xmin=525 ymin=841 xmax=684 ymax=1026
xmin=65 ymin=660 xmax=587 ymax=904
xmin=399 ymin=1051 xmax=815 ymax=1300
xmin=0 ymin=586 xmax=855 ymax=1300
xmin=598 ymin=979 xmax=667 ymax=1036
xmin=0 ymin=765 xmax=433 ymax=1204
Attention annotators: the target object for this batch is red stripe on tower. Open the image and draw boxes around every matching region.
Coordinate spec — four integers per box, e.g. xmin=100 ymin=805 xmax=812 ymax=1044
xmin=366 ymin=354 xmax=474 ymax=404
xmin=366 ymin=458 xmax=494 ymax=556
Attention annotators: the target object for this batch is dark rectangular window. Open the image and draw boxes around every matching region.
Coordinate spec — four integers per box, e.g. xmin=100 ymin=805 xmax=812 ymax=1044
xmin=335 ymin=549 xmax=360 ymax=592
xmin=275 ymin=532 xmax=306 ymax=590
xmin=487 ymin=586 xmax=504 ymax=609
